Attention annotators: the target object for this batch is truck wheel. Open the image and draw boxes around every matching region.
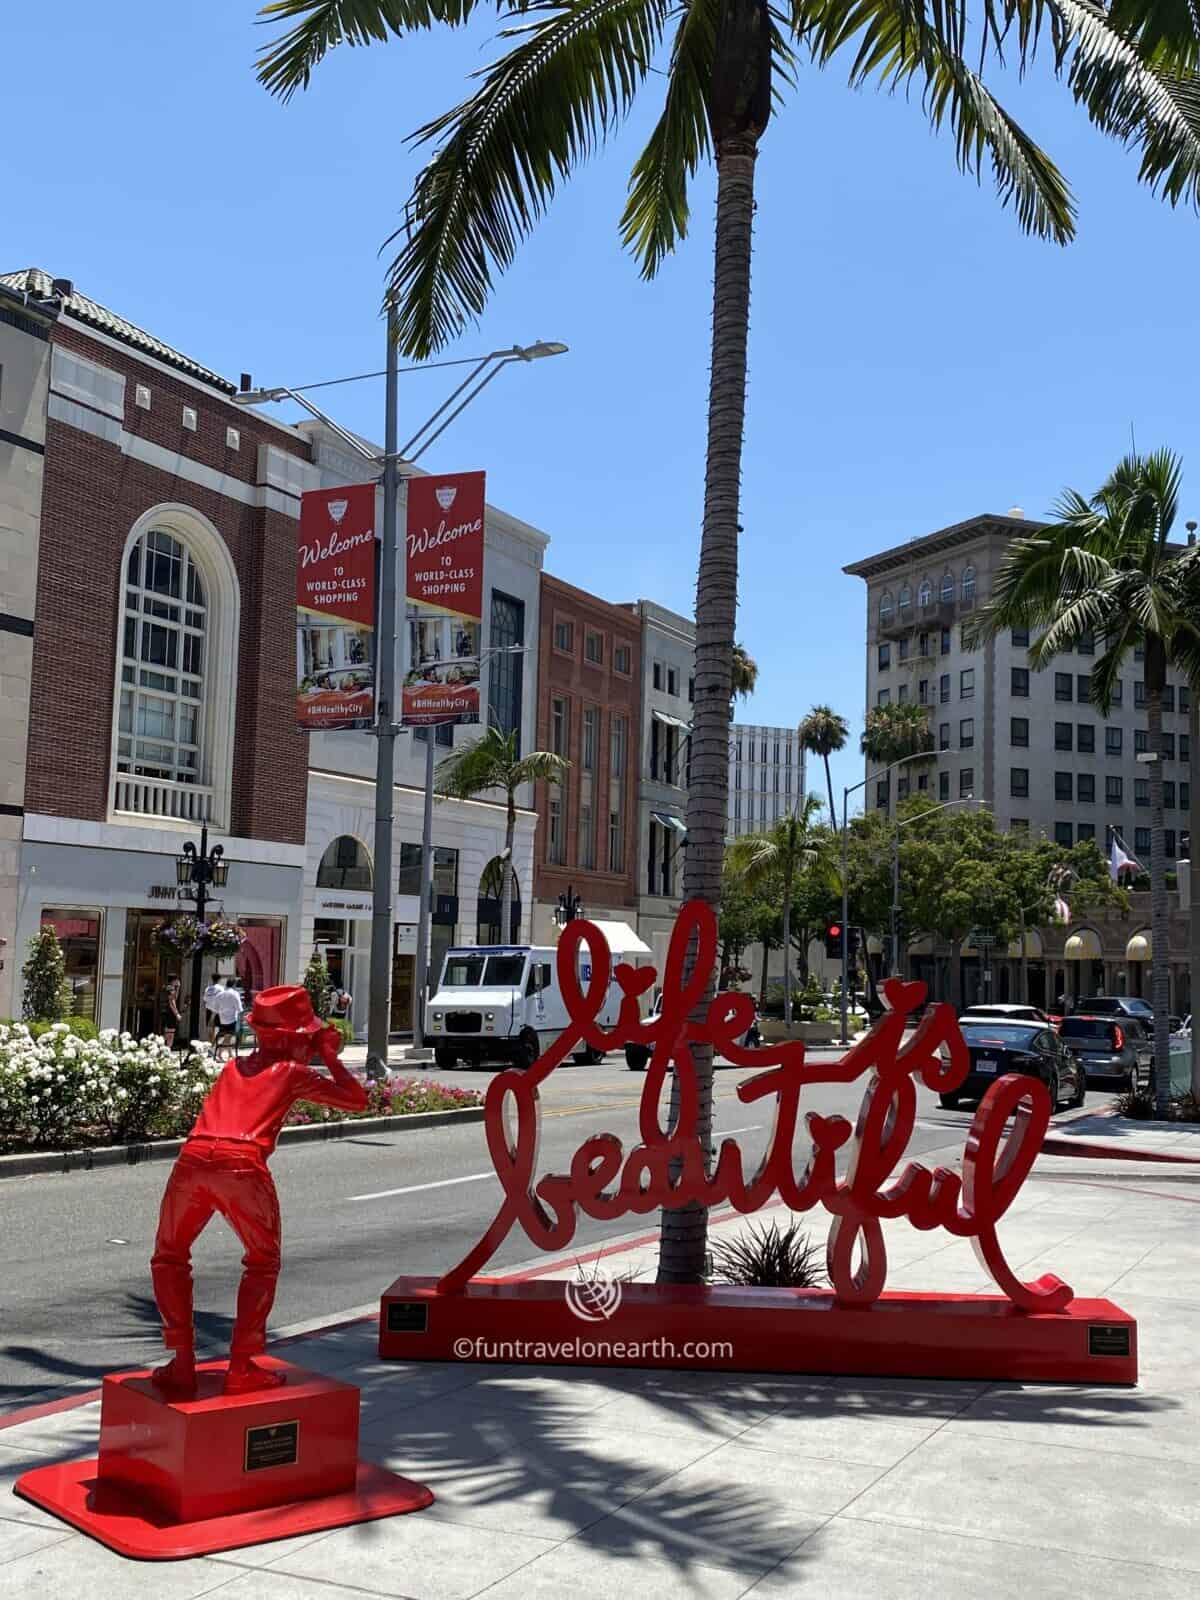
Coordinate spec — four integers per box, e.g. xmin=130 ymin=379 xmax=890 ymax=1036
xmin=573 ymin=1045 xmax=605 ymax=1066
xmin=515 ymin=1029 xmax=539 ymax=1070
xmin=434 ymin=1048 xmax=457 ymax=1071
xmin=626 ymin=1046 xmax=650 ymax=1072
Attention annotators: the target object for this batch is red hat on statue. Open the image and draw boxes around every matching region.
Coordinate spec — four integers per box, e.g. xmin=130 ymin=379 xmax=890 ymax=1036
xmin=248 ymin=985 xmax=324 ymax=1036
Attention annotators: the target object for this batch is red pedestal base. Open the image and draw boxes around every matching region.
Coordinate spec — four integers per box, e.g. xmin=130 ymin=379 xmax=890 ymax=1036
xmin=14 ymin=1357 xmax=433 ymax=1560
xmin=380 ymin=1276 xmax=1138 ymax=1386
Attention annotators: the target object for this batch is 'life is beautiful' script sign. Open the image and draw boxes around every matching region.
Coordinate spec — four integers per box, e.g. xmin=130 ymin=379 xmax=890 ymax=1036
xmin=439 ymin=900 xmax=1073 ymax=1314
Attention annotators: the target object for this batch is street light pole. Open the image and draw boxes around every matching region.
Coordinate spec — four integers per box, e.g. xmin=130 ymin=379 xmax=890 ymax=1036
xmin=366 ymin=301 xmax=401 ymax=1081
xmin=236 ymin=337 xmax=567 ymax=1073
xmin=176 ymin=823 xmax=228 ymax=1043
xmin=413 ymin=733 xmax=436 ymax=1049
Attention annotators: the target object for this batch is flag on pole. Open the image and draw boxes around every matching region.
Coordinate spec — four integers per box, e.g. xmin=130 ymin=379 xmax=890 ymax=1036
xmin=1109 ymin=833 xmax=1141 ymax=882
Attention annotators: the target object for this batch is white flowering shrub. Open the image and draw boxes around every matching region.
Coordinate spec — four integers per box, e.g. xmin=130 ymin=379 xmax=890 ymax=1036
xmin=0 ymin=1024 xmax=220 ymax=1147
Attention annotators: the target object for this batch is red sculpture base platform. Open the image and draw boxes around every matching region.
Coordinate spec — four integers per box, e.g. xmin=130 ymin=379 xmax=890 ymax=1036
xmin=380 ymin=1276 xmax=1138 ymax=1386
xmin=14 ymin=1357 xmax=433 ymax=1560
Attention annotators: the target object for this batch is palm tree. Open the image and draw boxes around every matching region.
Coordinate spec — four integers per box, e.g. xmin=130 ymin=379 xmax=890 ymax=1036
xmin=259 ymin=0 xmax=1200 ymax=1280
xmin=731 ymin=642 xmax=758 ymax=701
xmin=800 ymin=704 xmax=849 ymax=826
xmin=970 ymin=450 xmax=1200 ymax=1115
xmin=435 ymin=725 xmax=569 ymax=941
xmin=727 ymin=794 xmax=824 ymax=1028
xmin=860 ymin=702 xmax=934 ymax=815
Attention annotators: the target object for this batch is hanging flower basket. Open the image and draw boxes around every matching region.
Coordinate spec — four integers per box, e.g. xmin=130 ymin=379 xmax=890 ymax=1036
xmin=151 ymin=916 xmax=204 ymax=961
xmin=149 ymin=916 xmax=246 ymax=962
xmin=203 ymin=918 xmax=247 ymax=959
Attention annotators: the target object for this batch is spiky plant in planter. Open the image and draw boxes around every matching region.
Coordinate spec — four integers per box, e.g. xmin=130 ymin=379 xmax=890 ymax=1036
xmin=709 ymin=1219 xmax=826 ymax=1288
xmin=21 ymin=925 xmax=72 ymax=1022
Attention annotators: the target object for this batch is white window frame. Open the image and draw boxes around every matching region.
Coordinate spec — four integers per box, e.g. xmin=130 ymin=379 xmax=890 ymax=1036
xmin=108 ymin=504 xmax=240 ymax=831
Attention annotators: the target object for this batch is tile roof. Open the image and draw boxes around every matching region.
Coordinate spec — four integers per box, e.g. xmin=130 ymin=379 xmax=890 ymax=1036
xmin=0 ymin=268 xmax=237 ymax=394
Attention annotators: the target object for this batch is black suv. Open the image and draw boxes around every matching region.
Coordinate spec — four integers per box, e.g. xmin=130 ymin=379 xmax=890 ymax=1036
xmin=1074 ymin=996 xmax=1182 ymax=1031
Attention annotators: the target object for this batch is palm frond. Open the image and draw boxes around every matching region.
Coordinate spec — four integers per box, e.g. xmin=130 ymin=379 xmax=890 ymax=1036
xmin=389 ymin=0 xmax=667 ymax=355
xmin=1047 ymin=0 xmax=1200 ymax=210
xmin=511 ymin=750 xmax=571 ymax=785
xmin=256 ymin=0 xmax=480 ymax=99
xmin=793 ymin=0 xmax=1076 ymax=241
xmin=619 ymin=0 xmax=716 ymax=275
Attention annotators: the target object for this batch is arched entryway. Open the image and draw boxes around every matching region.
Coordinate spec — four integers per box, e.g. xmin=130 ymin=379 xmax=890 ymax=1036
xmin=477 ymin=857 xmax=521 ymax=945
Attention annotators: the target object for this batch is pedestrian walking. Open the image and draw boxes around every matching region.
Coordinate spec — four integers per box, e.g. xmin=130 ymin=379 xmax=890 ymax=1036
xmin=160 ymin=977 xmax=182 ymax=1048
xmin=212 ymin=978 xmax=244 ymax=1061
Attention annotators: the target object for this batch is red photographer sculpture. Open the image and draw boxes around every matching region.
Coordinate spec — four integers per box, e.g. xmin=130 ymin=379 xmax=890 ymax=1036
xmin=151 ymin=984 xmax=368 ymax=1396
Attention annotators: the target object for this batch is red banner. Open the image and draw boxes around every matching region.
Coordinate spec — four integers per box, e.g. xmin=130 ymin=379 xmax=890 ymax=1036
xmin=296 ymin=483 xmax=378 ymax=730
xmin=403 ymin=471 xmax=485 ymax=727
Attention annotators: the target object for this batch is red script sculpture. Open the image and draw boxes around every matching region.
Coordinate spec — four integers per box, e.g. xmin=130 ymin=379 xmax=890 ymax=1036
xmin=439 ymin=902 xmax=1073 ymax=1313
xmin=151 ymin=984 xmax=368 ymax=1395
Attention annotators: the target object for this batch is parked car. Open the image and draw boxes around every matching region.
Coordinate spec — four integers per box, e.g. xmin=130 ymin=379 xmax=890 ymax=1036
xmin=626 ymin=993 xmax=761 ymax=1071
xmin=1074 ymin=995 xmax=1182 ymax=1031
xmin=939 ymin=1021 xmax=1086 ymax=1111
xmin=1059 ymin=1015 xmax=1151 ymax=1091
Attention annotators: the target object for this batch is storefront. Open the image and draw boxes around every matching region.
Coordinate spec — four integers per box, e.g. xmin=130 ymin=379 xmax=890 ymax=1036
xmin=16 ymin=840 xmax=301 ymax=1036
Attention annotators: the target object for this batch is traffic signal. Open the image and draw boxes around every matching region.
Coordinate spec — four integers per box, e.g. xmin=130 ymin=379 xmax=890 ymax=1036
xmin=824 ymin=923 xmax=844 ymax=959
xmin=846 ymin=925 xmax=861 ymax=960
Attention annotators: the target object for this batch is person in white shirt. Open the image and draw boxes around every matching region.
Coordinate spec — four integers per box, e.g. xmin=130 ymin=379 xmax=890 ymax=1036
xmin=212 ymin=979 xmax=244 ymax=1059
xmin=203 ymin=978 xmax=223 ymax=1043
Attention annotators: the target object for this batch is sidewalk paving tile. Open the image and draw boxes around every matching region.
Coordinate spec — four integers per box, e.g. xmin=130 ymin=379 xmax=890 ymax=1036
xmin=946 ymin=1381 xmax=1197 ymax=1463
xmin=741 ymin=1513 xmax=1200 ymax=1599
xmin=0 ymin=1536 xmax=237 ymax=1598
xmin=477 ymin=1539 xmax=756 ymax=1600
xmin=580 ymin=1441 xmax=882 ymax=1575
xmin=264 ymin=1509 xmax=557 ymax=1600
xmin=846 ymin=1429 xmax=1200 ymax=1571
xmin=0 ymin=1519 xmax=73 ymax=1567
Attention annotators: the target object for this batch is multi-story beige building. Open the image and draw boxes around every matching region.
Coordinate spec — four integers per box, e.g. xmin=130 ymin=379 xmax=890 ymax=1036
xmin=845 ymin=511 xmax=1191 ymax=864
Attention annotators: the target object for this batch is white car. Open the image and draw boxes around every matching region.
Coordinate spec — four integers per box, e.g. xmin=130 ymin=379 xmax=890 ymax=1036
xmin=959 ymin=1004 xmax=1055 ymax=1026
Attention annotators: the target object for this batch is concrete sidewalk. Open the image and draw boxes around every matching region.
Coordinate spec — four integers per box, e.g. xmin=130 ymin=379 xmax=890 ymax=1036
xmin=2 ymin=1151 xmax=1199 ymax=1597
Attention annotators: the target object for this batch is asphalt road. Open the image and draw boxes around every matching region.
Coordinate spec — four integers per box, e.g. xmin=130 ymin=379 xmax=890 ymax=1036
xmin=0 ymin=1054 xmax=1111 ymax=1409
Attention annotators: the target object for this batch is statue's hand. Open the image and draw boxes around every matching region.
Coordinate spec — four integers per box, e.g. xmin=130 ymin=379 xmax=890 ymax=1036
xmin=317 ymin=1026 xmax=342 ymax=1067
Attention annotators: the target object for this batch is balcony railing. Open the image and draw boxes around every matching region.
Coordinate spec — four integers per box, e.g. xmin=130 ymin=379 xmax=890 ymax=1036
xmin=112 ymin=774 xmax=214 ymax=825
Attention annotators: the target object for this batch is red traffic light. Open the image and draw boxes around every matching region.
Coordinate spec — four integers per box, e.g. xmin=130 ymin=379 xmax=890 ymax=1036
xmin=828 ymin=924 xmax=841 ymax=938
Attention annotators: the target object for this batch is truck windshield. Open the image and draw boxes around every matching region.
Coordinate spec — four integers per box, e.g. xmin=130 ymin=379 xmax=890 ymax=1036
xmin=483 ymin=956 xmax=526 ymax=986
xmin=442 ymin=956 xmax=486 ymax=987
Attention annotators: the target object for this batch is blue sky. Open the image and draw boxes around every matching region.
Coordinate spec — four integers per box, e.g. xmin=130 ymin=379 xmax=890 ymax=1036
xmin=3 ymin=2 xmax=1198 ymax=807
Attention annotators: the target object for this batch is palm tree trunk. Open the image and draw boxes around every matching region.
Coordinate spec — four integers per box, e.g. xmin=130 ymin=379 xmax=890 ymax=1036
xmin=657 ymin=131 xmax=757 ymax=1286
xmin=759 ymin=938 xmax=770 ymax=1006
xmin=781 ymin=860 xmax=793 ymax=1028
xmin=823 ymin=754 xmax=837 ymax=831
xmin=1147 ymin=675 xmax=1172 ymax=1114
xmin=501 ymin=788 xmax=517 ymax=944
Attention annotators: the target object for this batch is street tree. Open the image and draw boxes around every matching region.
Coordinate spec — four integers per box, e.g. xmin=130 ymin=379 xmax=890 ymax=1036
xmin=731 ymin=643 xmax=758 ymax=701
xmin=259 ymin=0 xmax=1200 ymax=1275
xmin=727 ymin=795 xmax=826 ymax=1026
xmin=799 ymin=705 xmax=849 ymax=826
xmin=435 ymin=725 xmax=569 ymax=940
xmin=970 ymin=450 xmax=1200 ymax=1112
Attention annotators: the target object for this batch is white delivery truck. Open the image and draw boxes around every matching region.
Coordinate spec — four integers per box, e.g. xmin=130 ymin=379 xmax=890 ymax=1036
xmin=425 ymin=940 xmax=629 ymax=1070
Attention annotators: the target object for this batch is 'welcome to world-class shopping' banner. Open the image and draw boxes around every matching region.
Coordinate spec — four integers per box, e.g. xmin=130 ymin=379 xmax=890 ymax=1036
xmin=295 ymin=483 xmax=378 ymax=730
xmin=403 ymin=470 xmax=485 ymax=728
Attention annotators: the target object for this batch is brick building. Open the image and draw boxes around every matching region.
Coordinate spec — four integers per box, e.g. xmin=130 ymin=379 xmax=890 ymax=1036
xmin=531 ymin=575 xmax=642 ymax=943
xmin=1 ymin=268 xmax=315 ymax=1032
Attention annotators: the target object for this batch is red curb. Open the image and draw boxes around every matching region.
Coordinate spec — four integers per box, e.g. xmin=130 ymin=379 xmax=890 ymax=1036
xmin=1046 ymin=1176 xmax=1200 ymax=1205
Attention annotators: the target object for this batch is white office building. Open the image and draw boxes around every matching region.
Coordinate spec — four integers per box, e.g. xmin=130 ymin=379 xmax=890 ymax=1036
xmin=728 ymin=725 xmax=807 ymax=837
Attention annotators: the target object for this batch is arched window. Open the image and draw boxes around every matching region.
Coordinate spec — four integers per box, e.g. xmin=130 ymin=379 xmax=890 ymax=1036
xmin=111 ymin=507 xmax=240 ymax=827
xmin=317 ymin=836 xmax=372 ymax=891
xmin=940 ymin=572 xmax=955 ymax=604
xmin=879 ymin=591 xmax=894 ymax=624
xmin=898 ymin=584 xmax=912 ymax=611
xmin=117 ymin=530 xmax=207 ymax=786
xmin=962 ymin=565 xmax=976 ymax=602
xmin=918 ymin=579 xmax=932 ymax=609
